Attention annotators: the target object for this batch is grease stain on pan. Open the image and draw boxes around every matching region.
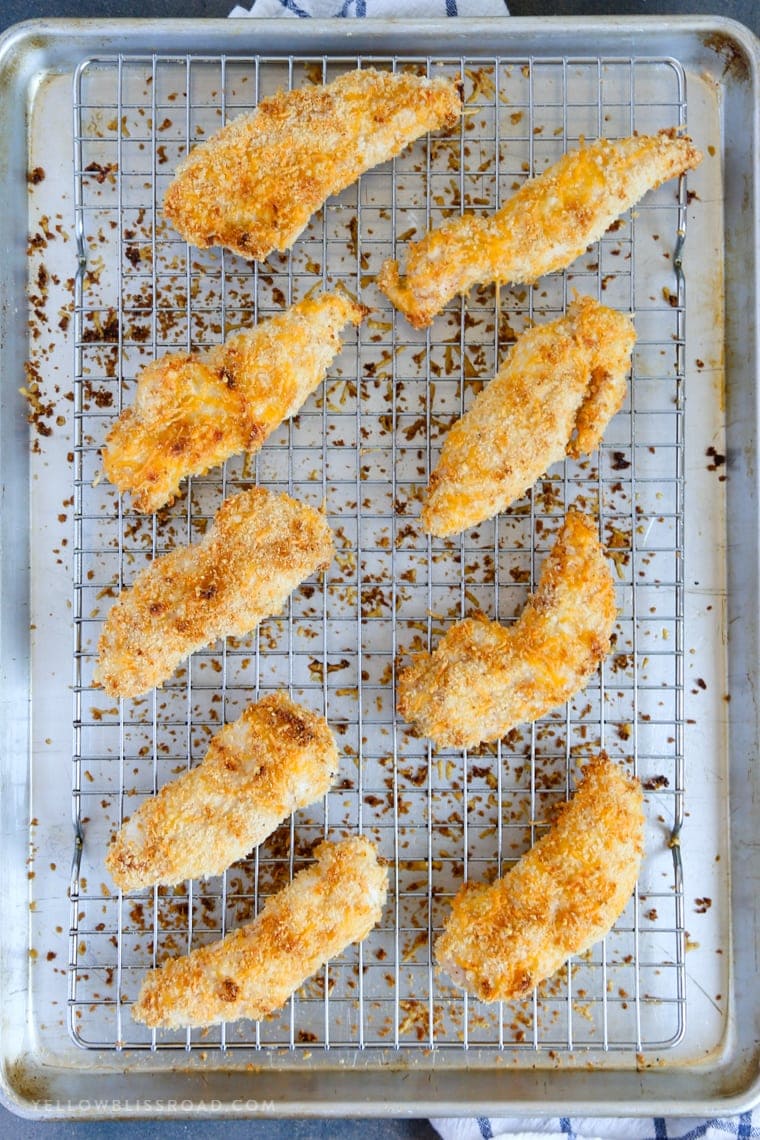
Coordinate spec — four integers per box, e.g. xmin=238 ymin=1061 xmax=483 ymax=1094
xmin=701 ymin=32 xmax=751 ymax=83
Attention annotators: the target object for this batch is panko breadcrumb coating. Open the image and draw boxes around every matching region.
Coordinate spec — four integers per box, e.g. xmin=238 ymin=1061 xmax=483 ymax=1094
xmin=132 ymin=836 xmax=388 ymax=1029
xmin=102 ymin=292 xmax=365 ymax=514
xmin=378 ymin=131 xmax=702 ymax=327
xmin=94 ymin=488 xmax=334 ymax=699
xmin=435 ymin=752 xmax=644 ymax=1001
xmin=397 ymin=512 xmax=616 ymax=749
xmin=422 ymin=296 xmax=636 ymax=537
xmin=164 ymin=68 xmax=463 ymax=260
xmin=106 ymin=692 xmax=338 ymax=892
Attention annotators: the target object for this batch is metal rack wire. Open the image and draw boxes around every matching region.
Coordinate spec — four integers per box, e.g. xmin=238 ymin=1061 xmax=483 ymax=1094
xmin=70 ymin=51 xmax=687 ymax=1056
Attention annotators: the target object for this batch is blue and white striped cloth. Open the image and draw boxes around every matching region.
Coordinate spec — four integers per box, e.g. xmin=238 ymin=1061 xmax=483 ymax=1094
xmin=229 ymin=0 xmax=508 ymax=19
xmin=430 ymin=1114 xmax=760 ymax=1140
xmin=226 ymin=0 xmax=757 ymax=1132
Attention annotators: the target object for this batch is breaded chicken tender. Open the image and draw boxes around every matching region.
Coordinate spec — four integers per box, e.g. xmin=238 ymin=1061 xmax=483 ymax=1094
xmin=94 ymin=488 xmax=333 ymax=700
xmin=435 ymin=752 xmax=644 ymax=1001
xmin=132 ymin=836 xmax=388 ymax=1029
xmin=422 ymin=297 xmax=636 ymax=537
xmin=378 ymin=131 xmax=702 ymax=327
xmin=102 ymin=293 xmax=365 ymax=513
xmin=164 ymin=68 xmax=463 ymax=261
xmin=397 ymin=512 xmax=615 ymax=749
xmin=106 ymin=692 xmax=338 ymax=892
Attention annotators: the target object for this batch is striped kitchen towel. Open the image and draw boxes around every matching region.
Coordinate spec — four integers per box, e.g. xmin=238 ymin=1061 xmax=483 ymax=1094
xmin=430 ymin=1113 xmax=760 ymax=1139
xmin=229 ymin=0 xmax=509 ymax=19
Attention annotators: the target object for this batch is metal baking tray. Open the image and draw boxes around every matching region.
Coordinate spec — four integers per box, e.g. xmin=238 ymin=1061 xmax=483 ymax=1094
xmin=0 ymin=15 xmax=757 ymax=1120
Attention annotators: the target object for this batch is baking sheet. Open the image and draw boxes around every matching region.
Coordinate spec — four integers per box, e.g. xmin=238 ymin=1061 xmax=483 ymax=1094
xmin=0 ymin=16 xmax=758 ymax=1118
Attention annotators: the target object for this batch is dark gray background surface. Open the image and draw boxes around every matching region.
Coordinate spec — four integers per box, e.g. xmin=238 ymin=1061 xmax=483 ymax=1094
xmin=1 ymin=1 xmax=757 ymax=1135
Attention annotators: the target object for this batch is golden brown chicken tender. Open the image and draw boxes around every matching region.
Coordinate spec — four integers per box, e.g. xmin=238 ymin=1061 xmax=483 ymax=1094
xmin=102 ymin=292 xmax=365 ymax=514
xmin=164 ymin=68 xmax=462 ymax=260
xmin=397 ymin=511 xmax=616 ymax=749
xmin=378 ymin=131 xmax=702 ymax=328
xmin=106 ymin=692 xmax=338 ymax=892
xmin=435 ymin=752 xmax=644 ymax=1002
xmin=132 ymin=836 xmax=388 ymax=1029
xmin=422 ymin=297 xmax=636 ymax=537
xmin=94 ymin=488 xmax=334 ymax=700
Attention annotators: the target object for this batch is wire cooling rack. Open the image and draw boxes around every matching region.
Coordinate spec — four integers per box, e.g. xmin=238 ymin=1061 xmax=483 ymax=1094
xmin=70 ymin=52 xmax=688 ymax=1056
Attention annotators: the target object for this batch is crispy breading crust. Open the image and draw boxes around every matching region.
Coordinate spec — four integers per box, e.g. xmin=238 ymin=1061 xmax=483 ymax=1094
xmin=102 ymin=293 xmax=365 ymax=514
xmin=397 ymin=512 xmax=616 ymax=749
xmin=106 ymin=692 xmax=338 ymax=891
xmin=132 ymin=836 xmax=388 ymax=1029
xmin=94 ymin=488 xmax=334 ymax=699
xmin=422 ymin=297 xmax=636 ymax=537
xmin=164 ymin=68 xmax=462 ymax=261
xmin=378 ymin=131 xmax=702 ymax=328
xmin=435 ymin=753 xmax=644 ymax=1002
